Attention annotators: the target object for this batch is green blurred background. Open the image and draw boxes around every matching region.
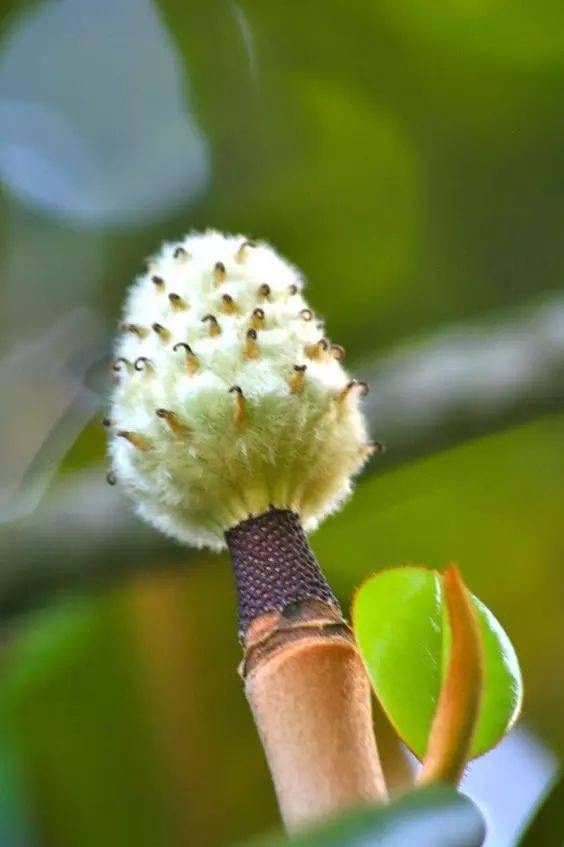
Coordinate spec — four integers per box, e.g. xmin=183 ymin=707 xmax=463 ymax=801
xmin=0 ymin=0 xmax=562 ymax=844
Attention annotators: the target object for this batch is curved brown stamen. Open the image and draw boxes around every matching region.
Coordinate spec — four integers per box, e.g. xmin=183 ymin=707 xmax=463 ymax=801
xmin=202 ymin=314 xmax=221 ymax=337
xmin=173 ymin=342 xmax=199 ymax=375
xmin=337 ymin=379 xmax=369 ymax=403
xmin=245 ymin=328 xmax=260 ymax=360
xmin=229 ymin=385 xmax=246 ymax=427
xmin=221 ymin=293 xmax=237 ymax=315
xmin=330 ymin=344 xmax=346 ymax=361
xmin=116 ymin=430 xmax=152 ymax=452
xmin=250 ymin=307 xmax=265 ymax=330
xmin=121 ymin=323 xmax=149 ymax=339
xmin=168 ymin=293 xmax=188 ymax=311
xmin=306 ymin=338 xmax=329 ymax=360
xmin=151 ymin=323 xmax=171 ymax=342
xmin=156 ymin=408 xmax=191 ymax=439
xmin=134 ymin=357 xmax=155 ymax=374
xmin=235 ymin=240 xmax=256 ymax=263
xmin=214 ymin=261 xmax=226 ymax=285
xmin=289 ymin=364 xmax=307 ymax=393
xmin=363 ymin=441 xmax=386 ymax=458
xmin=112 ymin=357 xmax=133 ymax=373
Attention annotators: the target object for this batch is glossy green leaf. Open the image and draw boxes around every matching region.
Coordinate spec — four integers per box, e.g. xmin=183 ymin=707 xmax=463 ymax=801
xmin=353 ymin=567 xmax=522 ymax=760
xmin=249 ymin=786 xmax=485 ymax=847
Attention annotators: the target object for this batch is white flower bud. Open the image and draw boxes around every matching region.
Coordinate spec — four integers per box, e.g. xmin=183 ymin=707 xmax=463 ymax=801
xmin=107 ymin=231 xmax=373 ymax=550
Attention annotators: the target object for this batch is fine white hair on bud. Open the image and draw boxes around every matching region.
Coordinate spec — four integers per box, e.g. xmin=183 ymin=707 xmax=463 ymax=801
xmin=107 ymin=230 xmax=374 ymax=550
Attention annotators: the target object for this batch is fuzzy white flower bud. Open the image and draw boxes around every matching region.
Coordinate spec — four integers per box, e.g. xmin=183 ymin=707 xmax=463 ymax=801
xmin=107 ymin=231 xmax=375 ymax=550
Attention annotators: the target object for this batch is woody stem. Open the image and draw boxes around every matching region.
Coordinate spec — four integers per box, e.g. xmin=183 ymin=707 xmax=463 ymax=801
xmin=226 ymin=508 xmax=387 ymax=833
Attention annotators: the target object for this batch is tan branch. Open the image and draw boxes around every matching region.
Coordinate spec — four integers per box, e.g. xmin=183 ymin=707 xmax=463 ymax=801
xmin=243 ymin=601 xmax=387 ymax=833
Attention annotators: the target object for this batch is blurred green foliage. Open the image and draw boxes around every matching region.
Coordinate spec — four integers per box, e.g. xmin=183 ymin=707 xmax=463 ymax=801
xmin=0 ymin=0 xmax=563 ymax=844
xmin=518 ymin=773 xmax=564 ymax=846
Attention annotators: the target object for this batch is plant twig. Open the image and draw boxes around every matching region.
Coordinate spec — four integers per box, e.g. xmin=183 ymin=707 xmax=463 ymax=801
xmin=227 ymin=509 xmax=387 ymax=832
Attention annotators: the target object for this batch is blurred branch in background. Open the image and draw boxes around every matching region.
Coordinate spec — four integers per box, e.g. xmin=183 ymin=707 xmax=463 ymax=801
xmin=0 ymin=469 xmax=162 ymax=618
xmin=0 ymin=308 xmax=108 ymax=524
xmin=364 ymin=293 xmax=564 ymax=461
xmin=1 ymin=294 xmax=563 ymax=615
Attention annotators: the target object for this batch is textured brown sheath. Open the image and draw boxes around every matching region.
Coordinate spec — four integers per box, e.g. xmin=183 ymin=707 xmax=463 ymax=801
xmin=226 ymin=508 xmax=386 ymax=833
xmin=226 ymin=508 xmax=338 ymax=636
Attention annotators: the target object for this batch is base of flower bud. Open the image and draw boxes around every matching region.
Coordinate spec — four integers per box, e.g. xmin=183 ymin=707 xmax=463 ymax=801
xmin=225 ymin=507 xmax=339 ymax=639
